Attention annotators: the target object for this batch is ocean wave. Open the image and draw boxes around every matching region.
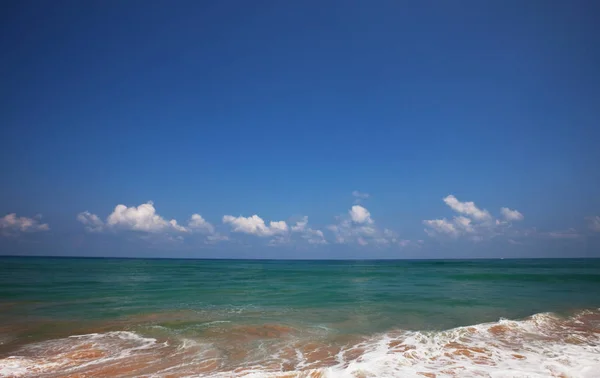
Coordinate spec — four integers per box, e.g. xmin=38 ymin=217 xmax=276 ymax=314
xmin=0 ymin=331 xmax=167 ymax=377
xmin=315 ymin=311 xmax=600 ymax=378
xmin=1 ymin=310 xmax=599 ymax=377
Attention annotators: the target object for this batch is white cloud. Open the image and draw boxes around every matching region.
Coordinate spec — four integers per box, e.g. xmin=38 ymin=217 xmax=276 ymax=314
xmin=373 ymin=229 xmax=412 ymax=247
xmin=1 ymin=213 xmax=49 ymax=236
xmin=424 ymin=195 xmax=527 ymax=242
xmin=305 ymin=229 xmax=326 ymax=244
xmin=423 ymin=219 xmax=459 ymax=238
xmin=270 ymin=221 xmax=288 ymax=233
xmin=443 ymin=195 xmax=491 ymax=221
xmin=184 ymin=214 xmax=225 ymax=242
xmin=106 ymin=202 xmax=185 ymax=233
xmin=454 ymin=216 xmax=475 ymax=233
xmin=586 ymin=216 xmax=600 ymax=232
xmin=222 ymin=214 xmax=288 ymax=237
xmin=328 ymin=218 xmax=373 ymax=244
xmin=169 ymin=219 xmax=188 ymax=233
xmin=77 ymin=202 xmax=328 ymax=246
xmin=291 ymin=216 xmax=326 ymax=244
xmin=329 ymin=205 xmax=410 ymax=247
xmin=231 ymin=215 xmax=326 ymax=246
xmin=291 ymin=216 xmax=308 ymax=232
xmin=327 ymin=224 xmax=346 ymax=244
xmin=77 ymin=202 xmax=222 ymax=243
xmin=77 ymin=211 xmax=104 ymax=232
xmin=349 ymin=205 xmax=373 ymax=224
xmin=359 ymin=225 xmax=376 ymax=235
xmin=500 ymin=207 xmax=524 ymax=222
xmin=188 ymin=214 xmax=215 ymax=234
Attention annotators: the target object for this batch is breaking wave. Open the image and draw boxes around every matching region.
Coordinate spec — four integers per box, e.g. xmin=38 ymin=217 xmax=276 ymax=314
xmin=1 ymin=310 xmax=599 ymax=377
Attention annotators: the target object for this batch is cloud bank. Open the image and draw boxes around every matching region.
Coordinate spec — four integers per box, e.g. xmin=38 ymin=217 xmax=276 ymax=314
xmin=501 ymin=207 xmax=524 ymax=222
xmin=68 ymin=194 xmax=595 ymax=248
xmin=106 ymin=202 xmax=185 ymax=233
xmin=328 ymin=204 xmax=414 ymax=247
xmin=222 ymin=215 xmax=288 ymax=237
xmin=1 ymin=213 xmax=50 ymax=236
xmin=424 ymin=195 xmax=523 ymax=241
xmin=291 ymin=216 xmax=327 ymax=245
xmin=77 ymin=201 xmax=222 ymax=241
xmin=443 ymin=195 xmax=491 ymax=221
xmin=349 ymin=205 xmax=373 ymax=224
xmin=222 ymin=214 xmax=326 ymax=245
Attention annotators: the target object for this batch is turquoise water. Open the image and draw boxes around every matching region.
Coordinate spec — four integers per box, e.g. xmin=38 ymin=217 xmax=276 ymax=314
xmin=1 ymin=257 xmax=600 ymax=377
xmin=2 ymin=257 xmax=600 ymax=330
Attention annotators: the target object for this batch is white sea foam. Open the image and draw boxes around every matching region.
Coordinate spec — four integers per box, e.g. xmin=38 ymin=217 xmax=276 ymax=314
xmin=1 ymin=311 xmax=599 ymax=377
xmin=210 ymin=311 xmax=600 ymax=378
xmin=0 ymin=356 xmax=61 ymax=378
xmin=0 ymin=331 xmax=161 ymax=377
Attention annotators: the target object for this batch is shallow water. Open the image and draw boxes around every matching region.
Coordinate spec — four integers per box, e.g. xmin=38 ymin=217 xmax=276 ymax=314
xmin=1 ymin=257 xmax=599 ymax=377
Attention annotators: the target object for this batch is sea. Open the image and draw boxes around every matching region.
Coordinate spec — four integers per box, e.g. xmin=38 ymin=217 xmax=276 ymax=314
xmin=0 ymin=257 xmax=599 ymax=377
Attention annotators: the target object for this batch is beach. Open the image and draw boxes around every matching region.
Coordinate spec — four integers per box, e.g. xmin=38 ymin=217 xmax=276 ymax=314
xmin=1 ymin=257 xmax=599 ymax=377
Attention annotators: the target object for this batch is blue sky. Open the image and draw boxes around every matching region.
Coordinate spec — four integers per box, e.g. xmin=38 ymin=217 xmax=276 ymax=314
xmin=1 ymin=1 xmax=599 ymax=258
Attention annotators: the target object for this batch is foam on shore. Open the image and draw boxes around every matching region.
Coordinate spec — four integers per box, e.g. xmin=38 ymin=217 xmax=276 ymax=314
xmin=1 ymin=310 xmax=599 ymax=377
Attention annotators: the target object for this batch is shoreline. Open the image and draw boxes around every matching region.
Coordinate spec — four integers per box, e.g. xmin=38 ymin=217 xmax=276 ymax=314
xmin=1 ymin=309 xmax=599 ymax=377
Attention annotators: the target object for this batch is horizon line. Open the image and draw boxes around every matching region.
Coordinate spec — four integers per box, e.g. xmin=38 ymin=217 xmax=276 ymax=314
xmin=0 ymin=255 xmax=597 ymax=261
